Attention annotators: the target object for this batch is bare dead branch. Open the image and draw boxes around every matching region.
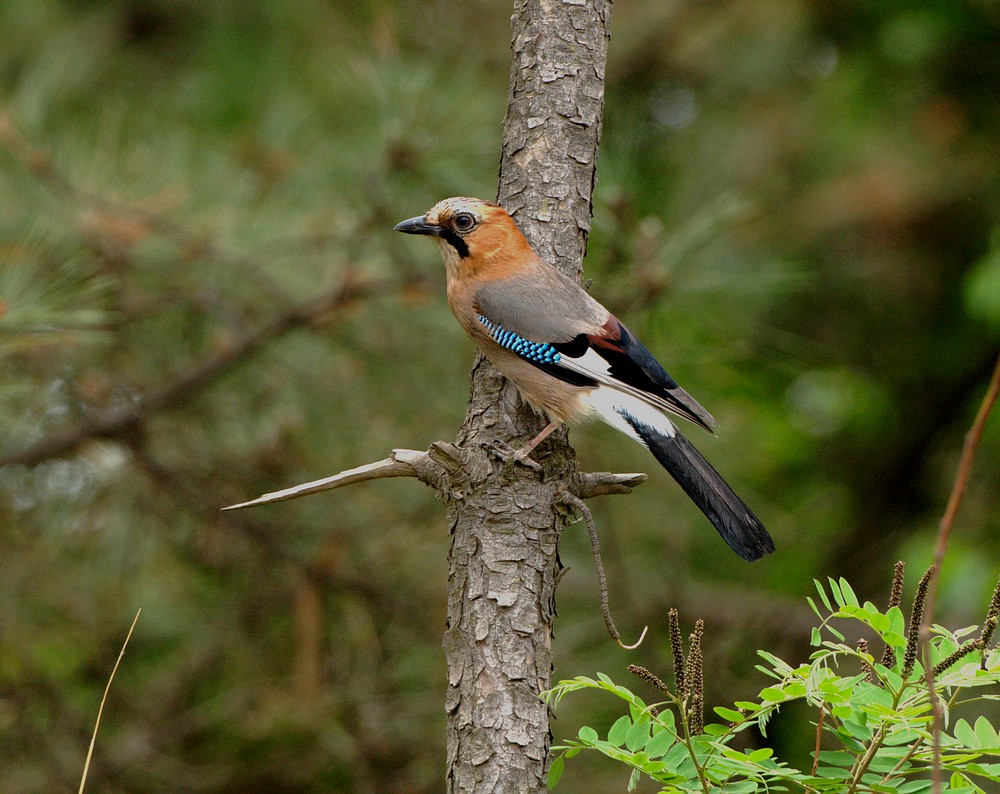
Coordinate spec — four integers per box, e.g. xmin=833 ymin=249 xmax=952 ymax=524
xmin=222 ymin=452 xmax=427 ymax=511
xmin=220 ymin=428 xmax=650 ymax=512
xmin=575 ymin=470 xmax=649 ymax=498
xmin=558 ymin=492 xmax=647 ymax=650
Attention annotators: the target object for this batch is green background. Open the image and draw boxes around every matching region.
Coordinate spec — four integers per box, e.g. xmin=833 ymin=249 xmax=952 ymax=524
xmin=1 ymin=0 xmax=997 ymax=790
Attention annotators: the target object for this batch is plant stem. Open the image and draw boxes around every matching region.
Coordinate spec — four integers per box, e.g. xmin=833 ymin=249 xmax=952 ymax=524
xmin=811 ymin=702 xmax=825 ymax=776
xmin=847 ymin=724 xmax=888 ymax=792
xmin=882 ymin=737 xmax=923 ymax=782
xmin=848 ymin=660 xmax=915 ymax=791
xmin=676 ymin=701 xmax=712 ymax=794
xmin=921 ymin=352 xmax=1000 ymax=793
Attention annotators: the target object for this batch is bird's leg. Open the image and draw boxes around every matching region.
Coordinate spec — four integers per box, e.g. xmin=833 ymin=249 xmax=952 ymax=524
xmin=513 ymin=420 xmax=561 ymax=462
xmin=484 ymin=420 xmax=562 ymax=472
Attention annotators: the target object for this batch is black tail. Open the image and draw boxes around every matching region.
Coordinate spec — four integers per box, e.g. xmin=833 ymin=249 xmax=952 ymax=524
xmin=620 ymin=411 xmax=775 ymax=562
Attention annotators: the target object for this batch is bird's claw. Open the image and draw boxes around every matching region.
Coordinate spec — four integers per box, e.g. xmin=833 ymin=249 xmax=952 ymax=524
xmin=512 ymin=446 xmax=543 ymax=472
xmin=484 ymin=440 xmax=543 ymax=472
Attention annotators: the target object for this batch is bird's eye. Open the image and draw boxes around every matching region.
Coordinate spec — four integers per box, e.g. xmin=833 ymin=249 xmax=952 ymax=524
xmin=453 ymin=212 xmax=477 ymax=232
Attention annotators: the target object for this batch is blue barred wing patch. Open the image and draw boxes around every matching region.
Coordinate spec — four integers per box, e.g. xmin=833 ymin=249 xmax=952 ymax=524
xmin=477 ymin=315 xmax=561 ymax=364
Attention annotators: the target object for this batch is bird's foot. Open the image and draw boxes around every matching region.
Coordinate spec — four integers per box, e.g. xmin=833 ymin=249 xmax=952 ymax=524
xmin=483 ymin=440 xmax=543 ymax=472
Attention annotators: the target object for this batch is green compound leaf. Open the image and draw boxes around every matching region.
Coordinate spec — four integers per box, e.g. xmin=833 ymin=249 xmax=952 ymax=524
xmin=625 ymin=715 xmax=651 ymax=752
xmin=817 ymin=750 xmax=855 ymax=767
xmin=760 ymin=686 xmax=787 ymax=702
xmin=828 ymin=577 xmax=845 ymax=608
xmin=645 ymin=727 xmax=676 ymax=759
xmin=839 ymin=577 xmax=859 ymax=607
xmin=897 ymin=781 xmax=933 ymax=793
xmin=815 ymin=579 xmax=832 ymax=611
xmin=974 ymin=715 xmax=1000 ymax=749
xmin=721 ymin=781 xmax=759 ymax=793
xmin=952 ymin=718 xmax=979 ymax=749
xmin=608 ymin=715 xmax=631 ymax=747
xmin=714 ymin=706 xmax=746 ymax=723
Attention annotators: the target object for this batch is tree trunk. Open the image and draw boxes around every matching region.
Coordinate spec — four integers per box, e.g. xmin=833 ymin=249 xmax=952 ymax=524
xmin=443 ymin=1 xmax=612 ymax=791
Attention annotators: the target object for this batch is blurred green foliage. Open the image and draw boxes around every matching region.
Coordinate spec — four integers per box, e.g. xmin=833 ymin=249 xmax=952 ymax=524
xmin=547 ymin=571 xmax=1000 ymax=792
xmin=0 ymin=0 xmax=997 ymax=791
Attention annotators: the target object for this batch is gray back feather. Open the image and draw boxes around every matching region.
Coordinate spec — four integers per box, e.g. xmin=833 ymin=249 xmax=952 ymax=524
xmin=474 ymin=265 xmax=607 ymax=343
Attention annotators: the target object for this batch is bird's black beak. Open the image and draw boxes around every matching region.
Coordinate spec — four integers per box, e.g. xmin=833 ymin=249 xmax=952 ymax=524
xmin=393 ymin=216 xmax=443 ymax=236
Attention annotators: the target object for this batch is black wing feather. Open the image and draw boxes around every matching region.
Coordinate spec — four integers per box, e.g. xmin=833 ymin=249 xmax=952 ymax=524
xmin=585 ymin=319 xmax=717 ymax=432
xmin=620 ymin=409 xmax=775 ymax=562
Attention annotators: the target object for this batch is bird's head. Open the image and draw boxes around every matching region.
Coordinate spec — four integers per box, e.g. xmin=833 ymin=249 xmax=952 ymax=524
xmin=394 ymin=197 xmax=531 ymax=277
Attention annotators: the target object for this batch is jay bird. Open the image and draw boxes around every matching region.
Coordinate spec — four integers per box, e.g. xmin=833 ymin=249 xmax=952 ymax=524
xmin=395 ymin=197 xmax=774 ymax=562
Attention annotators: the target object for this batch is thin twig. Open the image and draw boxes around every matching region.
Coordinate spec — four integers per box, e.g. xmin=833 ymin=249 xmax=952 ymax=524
xmin=881 ymin=737 xmax=924 ymax=784
xmin=558 ymin=492 xmax=647 ymax=649
xmin=1 ymin=275 xmax=373 ymax=467
xmin=848 ymin=723 xmax=890 ymax=792
xmin=79 ymin=609 xmax=141 ymax=794
xmin=919 ymin=351 xmax=1000 ymax=794
xmin=928 ymin=353 xmax=1000 ymax=576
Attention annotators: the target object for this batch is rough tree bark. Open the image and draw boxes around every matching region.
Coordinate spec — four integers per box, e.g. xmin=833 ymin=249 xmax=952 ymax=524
xmin=443 ymin=2 xmax=613 ymax=791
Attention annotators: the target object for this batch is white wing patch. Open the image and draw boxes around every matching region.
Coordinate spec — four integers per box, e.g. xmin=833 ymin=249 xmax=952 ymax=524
xmin=579 ymin=387 xmax=677 ymax=444
xmin=557 ymin=349 xmax=690 ymax=423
